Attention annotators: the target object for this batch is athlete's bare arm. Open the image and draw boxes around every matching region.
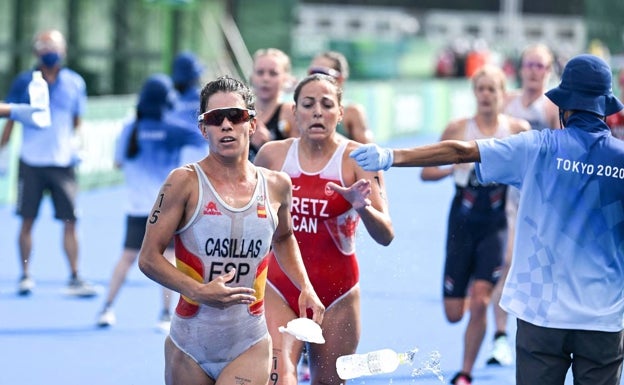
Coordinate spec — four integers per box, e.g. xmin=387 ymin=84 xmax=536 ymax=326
xmin=395 ymin=140 xmax=481 ymax=168
xmin=280 ymin=101 xmax=298 ymax=137
xmin=420 ymin=119 xmax=467 ymax=181
xmin=509 ymin=116 xmax=531 ymax=134
xmin=253 ymin=138 xmax=293 ymax=170
xmin=344 ymin=103 xmax=373 ymax=143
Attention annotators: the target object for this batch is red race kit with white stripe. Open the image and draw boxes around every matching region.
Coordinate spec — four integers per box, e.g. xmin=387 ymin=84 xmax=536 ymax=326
xmin=170 ymin=163 xmax=277 ymax=379
xmin=267 ymin=139 xmax=360 ymax=311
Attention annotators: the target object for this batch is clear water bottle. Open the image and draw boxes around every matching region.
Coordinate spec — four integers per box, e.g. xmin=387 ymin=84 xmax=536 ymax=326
xmin=336 ymin=348 xmax=415 ymax=380
xmin=28 ymin=71 xmax=51 ymax=127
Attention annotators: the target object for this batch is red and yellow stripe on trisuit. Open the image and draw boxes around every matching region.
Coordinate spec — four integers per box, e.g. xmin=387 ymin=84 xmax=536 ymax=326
xmin=249 ymin=256 xmax=269 ymax=315
xmin=174 ymin=235 xmax=204 ymax=317
xmin=257 ymin=201 xmax=267 ymax=218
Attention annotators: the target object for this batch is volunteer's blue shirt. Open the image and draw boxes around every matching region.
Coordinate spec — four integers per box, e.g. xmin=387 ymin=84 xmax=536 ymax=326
xmin=5 ymin=68 xmax=87 ymax=167
xmin=171 ymin=86 xmax=200 ymax=128
xmin=169 ymin=86 xmax=208 ymax=165
xmin=115 ymin=115 xmax=196 ymax=216
xmin=475 ymin=113 xmax=624 ymax=332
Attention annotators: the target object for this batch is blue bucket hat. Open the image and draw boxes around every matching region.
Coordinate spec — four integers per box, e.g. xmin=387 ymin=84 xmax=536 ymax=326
xmin=545 ymin=54 xmax=623 ymax=116
xmin=171 ymin=51 xmax=204 ymax=86
xmin=137 ymin=73 xmax=177 ymax=118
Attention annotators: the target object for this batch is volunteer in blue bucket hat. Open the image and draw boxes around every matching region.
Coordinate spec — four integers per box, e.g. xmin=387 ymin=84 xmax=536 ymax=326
xmin=349 ymin=53 xmax=624 ymax=385
xmin=97 ymin=73 xmax=201 ymax=330
xmin=546 ymin=53 xmax=624 ymax=121
xmin=170 ymin=51 xmax=208 ymax=165
xmin=137 ymin=73 xmax=177 ymax=118
xmin=172 ymin=52 xmax=203 ymax=86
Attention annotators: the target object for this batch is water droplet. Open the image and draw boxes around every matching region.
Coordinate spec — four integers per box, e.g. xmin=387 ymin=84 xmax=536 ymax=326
xmin=409 ymin=350 xmax=444 ymax=383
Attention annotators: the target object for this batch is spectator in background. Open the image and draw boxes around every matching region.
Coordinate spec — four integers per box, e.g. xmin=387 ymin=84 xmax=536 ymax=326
xmin=501 ymin=56 xmax=518 ymax=84
xmin=486 ymin=42 xmax=561 ymax=367
xmin=97 ymin=74 xmax=193 ymax=331
xmin=248 ymin=48 xmax=297 ymax=161
xmin=0 ymin=29 xmax=97 ymax=297
xmin=588 ymin=39 xmax=611 ymax=63
xmin=464 ymin=39 xmax=491 ymax=78
xmin=308 ymin=51 xmax=373 ymax=143
xmin=170 ymin=51 xmax=209 ymax=165
xmin=451 ymin=38 xmax=471 ymax=78
xmin=418 ymin=65 xmax=529 ymax=385
xmin=435 ymin=46 xmax=457 ymax=78
xmin=606 ymin=68 xmax=624 ymax=140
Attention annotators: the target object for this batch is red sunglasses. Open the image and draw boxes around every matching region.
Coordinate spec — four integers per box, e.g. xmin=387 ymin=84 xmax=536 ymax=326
xmin=198 ymin=107 xmax=256 ymax=126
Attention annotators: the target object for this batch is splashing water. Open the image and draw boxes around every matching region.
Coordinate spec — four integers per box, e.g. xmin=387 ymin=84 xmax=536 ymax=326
xmin=409 ymin=350 xmax=444 ymax=383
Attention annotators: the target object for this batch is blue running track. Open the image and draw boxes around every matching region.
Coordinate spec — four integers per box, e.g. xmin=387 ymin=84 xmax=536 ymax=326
xmin=0 ymin=134 xmax=606 ymax=385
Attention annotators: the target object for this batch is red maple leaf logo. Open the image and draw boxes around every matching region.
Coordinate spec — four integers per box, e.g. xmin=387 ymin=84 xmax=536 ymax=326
xmin=338 ymin=216 xmax=357 ymax=237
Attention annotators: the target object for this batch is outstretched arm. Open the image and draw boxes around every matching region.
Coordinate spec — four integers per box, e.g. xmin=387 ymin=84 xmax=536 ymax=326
xmin=350 ymin=140 xmax=481 ymax=171
xmin=1 ymin=104 xmax=49 ymax=147
xmin=395 ymin=140 xmax=481 ymax=166
xmin=0 ymin=103 xmax=44 ymax=127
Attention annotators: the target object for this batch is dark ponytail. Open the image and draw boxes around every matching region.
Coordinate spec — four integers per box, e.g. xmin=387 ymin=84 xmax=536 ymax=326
xmin=126 ymin=112 xmax=141 ymax=159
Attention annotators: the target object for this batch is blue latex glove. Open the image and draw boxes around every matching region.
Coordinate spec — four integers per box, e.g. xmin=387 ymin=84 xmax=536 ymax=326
xmin=8 ymin=103 xmax=44 ymax=126
xmin=349 ymin=143 xmax=394 ymax=171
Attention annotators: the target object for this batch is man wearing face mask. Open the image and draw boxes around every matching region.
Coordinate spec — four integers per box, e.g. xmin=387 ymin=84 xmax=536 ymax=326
xmin=0 ymin=29 xmax=96 ymax=297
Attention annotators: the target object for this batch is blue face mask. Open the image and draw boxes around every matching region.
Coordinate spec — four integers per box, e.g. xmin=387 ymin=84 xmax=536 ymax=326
xmin=40 ymin=52 xmax=62 ymax=68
